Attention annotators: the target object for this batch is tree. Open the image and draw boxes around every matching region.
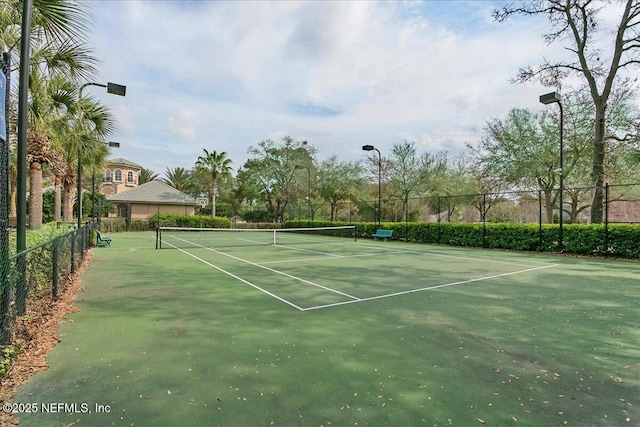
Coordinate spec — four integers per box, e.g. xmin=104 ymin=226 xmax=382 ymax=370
xmin=387 ymin=141 xmax=433 ymax=222
xmin=1 ymin=0 xmax=100 ymax=227
xmin=317 ymin=156 xmax=363 ymax=221
xmin=494 ymin=0 xmax=640 ymax=223
xmin=240 ymin=137 xmax=316 ymax=223
xmin=162 ymin=167 xmax=195 ymax=193
xmin=0 ymin=0 xmax=98 ymax=81
xmin=473 ymin=108 xmax=563 ymax=223
xmin=139 ymin=168 xmax=159 ymax=184
xmin=195 ymin=149 xmax=233 ymax=219
xmin=61 ymin=90 xmax=114 ymax=222
xmin=26 ymin=73 xmax=75 ymax=228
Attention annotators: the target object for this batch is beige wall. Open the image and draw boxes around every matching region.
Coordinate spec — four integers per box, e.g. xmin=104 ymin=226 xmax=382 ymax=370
xmin=115 ymin=203 xmax=196 ymax=220
xmin=99 ymin=165 xmax=140 ymax=196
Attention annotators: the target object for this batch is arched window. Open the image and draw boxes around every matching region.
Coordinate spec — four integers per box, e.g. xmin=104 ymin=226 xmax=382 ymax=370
xmin=114 ymin=169 xmax=122 ymax=182
xmin=104 ymin=169 xmax=112 ymax=182
xmin=127 ymin=171 xmax=134 ymax=183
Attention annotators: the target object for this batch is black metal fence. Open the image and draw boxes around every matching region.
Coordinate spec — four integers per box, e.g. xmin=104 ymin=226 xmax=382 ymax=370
xmin=0 ymin=224 xmax=94 ymax=371
xmin=286 ymin=183 xmax=640 ymax=226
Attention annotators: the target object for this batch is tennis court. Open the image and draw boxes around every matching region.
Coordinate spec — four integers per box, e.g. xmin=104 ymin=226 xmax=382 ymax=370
xmin=157 ymin=226 xmax=559 ymax=311
xmin=12 ymin=230 xmax=639 ymax=426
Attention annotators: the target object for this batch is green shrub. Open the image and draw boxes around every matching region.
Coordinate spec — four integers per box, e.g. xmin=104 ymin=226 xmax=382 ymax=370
xmin=149 ymin=213 xmax=232 ymax=229
xmin=351 ymin=221 xmax=640 ymax=259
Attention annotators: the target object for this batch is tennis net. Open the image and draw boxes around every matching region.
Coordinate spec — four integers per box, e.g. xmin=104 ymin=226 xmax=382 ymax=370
xmin=156 ymin=225 xmax=357 ymax=249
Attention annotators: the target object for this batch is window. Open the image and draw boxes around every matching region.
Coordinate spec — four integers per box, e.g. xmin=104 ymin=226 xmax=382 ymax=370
xmin=127 ymin=171 xmax=134 ymax=183
xmin=104 ymin=169 xmax=112 ymax=182
xmin=114 ymin=169 xmax=122 ymax=182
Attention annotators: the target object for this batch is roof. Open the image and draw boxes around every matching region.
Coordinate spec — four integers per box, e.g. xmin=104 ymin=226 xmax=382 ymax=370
xmin=107 ymin=180 xmax=198 ymax=205
xmin=107 ymin=157 xmax=143 ymax=169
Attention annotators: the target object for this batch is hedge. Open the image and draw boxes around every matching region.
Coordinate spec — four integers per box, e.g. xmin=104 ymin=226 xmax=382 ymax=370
xmin=284 ymin=221 xmax=640 ymax=260
xmin=148 ymin=213 xmax=232 ymax=229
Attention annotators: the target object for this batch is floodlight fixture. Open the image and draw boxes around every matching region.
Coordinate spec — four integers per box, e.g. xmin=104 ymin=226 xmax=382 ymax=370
xmin=107 ymin=82 xmax=127 ymax=96
xmin=539 ymin=92 xmax=561 ymax=105
xmin=539 ymin=91 xmax=564 ymax=250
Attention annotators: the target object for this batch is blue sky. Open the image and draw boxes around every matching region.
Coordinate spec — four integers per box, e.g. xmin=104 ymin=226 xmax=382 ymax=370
xmin=87 ymin=0 xmax=563 ymax=176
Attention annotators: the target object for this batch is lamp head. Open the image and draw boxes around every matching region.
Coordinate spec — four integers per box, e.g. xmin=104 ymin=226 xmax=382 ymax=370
xmin=362 ymin=145 xmax=374 ymax=151
xmin=107 ymin=82 xmax=127 ymax=96
xmin=539 ymin=92 xmax=561 ymax=105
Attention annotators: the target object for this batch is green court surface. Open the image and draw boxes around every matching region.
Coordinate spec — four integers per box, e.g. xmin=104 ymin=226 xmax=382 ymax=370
xmin=13 ymin=231 xmax=640 ymax=426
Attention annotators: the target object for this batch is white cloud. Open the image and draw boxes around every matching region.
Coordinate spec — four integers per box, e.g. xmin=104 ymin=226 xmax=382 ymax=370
xmin=87 ymin=0 xmax=594 ymax=175
xmin=167 ymin=109 xmax=204 ymax=143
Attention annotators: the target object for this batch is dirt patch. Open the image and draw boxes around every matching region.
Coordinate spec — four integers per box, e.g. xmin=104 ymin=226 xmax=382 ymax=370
xmin=0 ymin=255 xmax=90 ymax=426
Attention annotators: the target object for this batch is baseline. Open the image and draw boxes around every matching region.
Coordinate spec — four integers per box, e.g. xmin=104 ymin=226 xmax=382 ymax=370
xmin=301 ymin=262 xmax=559 ymax=311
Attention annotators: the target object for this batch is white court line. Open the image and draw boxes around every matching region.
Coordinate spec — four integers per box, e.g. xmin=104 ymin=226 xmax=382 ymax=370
xmin=348 ymin=241 xmax=553 ymax=268
xmin=271 ymin=244 xmax=344 ymax=258
xmin=160 ymin=235 xmax=559 ymax=311
xmin=168 ymin=235 xmax=360 ymax=301
xmin=161 ymin=241 xmax=305 ymax=311
xmin=258 ymin=249 xmax=410 ymax=265
xmin=301 ymin=263 xmax=559 ymax=311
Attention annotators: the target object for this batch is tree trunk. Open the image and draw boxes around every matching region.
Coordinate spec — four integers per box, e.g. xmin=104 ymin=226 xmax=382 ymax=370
xmin=9 ymin=188 xmax=16 ymax=217
xmin=54 ymin=176 xmax=62 ymax=222
xmin=543 ymin=189 xmax=553 ymax=223
xmin=63 ymin=181 xmax=75 ymax=222
xmin=590 ymin=103 xmax=607 ymax=224
xmin=29 ymin=162 xmax=43 ymax=230
xmin=211 ymin=180 xmax=217 ymax=219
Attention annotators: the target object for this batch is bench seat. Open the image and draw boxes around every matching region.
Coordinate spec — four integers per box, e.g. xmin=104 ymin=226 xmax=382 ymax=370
xmin=372 ymin=229 xmax=393 ymax=241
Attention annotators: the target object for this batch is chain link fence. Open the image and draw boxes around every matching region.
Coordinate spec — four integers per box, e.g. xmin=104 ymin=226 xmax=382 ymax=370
xmin=1 ymin=225 xmax=94 ymax=375
xmin=287 ymin=183 xmax=640 ymax=225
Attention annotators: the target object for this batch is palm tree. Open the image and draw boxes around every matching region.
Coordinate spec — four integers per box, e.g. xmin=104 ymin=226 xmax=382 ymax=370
xmin=26 ymin=73 xmax=77 ymax=229
xmin=195 ymin=149 xmax=233 ymax=219
xmin=1 ymin=0 xmax=99 ymax=227
xmin=60 ymin=93 xmax=114 ymax=222
xmin=139 ymin=168 xmax=160 ymax=185
xmin=0 ymin=0 xmax=98 ymax=80
xmin=162 ymin=167 xmax=195 ymax=194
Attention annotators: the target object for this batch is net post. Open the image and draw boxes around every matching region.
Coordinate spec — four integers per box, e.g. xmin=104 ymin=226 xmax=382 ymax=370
xmin=273 ymin=229 xmax=276 ymax=245
xmin=353 ymin=225 xmax=357 ymax=242
xmin=156 ymin=227 xmax=159 ymax=249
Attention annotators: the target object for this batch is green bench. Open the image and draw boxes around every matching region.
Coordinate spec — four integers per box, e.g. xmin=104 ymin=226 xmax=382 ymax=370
xmin=96 ymin=231 xmax=112 ymax=248
xmin=372 ymin=229 xmax=393 ymax=241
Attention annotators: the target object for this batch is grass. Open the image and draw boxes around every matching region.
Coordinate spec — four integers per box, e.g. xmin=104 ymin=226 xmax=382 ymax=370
xmin=12 ymin=231 xmax=640 ymax=426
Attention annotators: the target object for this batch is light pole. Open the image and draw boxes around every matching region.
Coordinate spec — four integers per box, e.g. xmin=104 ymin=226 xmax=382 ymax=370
xmin=362 ymin=145 xmax=381 ymax=228
xmin=540 ymin=91 xmax=564 ymax=250
xmin=295 ymin=164 xmax=311 ymax=223
xmin=77 ymin=82 xmax=126 ymax=229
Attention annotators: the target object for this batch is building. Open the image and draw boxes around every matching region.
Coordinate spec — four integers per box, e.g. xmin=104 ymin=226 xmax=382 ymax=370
xmin=99 ymin=158 xmax=197 ymax=221
xmin=99 ymin=158 xmax=142 ymax=196
xmin=107 ymin=180 xmax=198 ymax=220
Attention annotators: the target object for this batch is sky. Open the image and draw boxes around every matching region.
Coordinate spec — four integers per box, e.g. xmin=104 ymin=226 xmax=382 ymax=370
xmin=86 ymin=0 xmax=568 ymax=177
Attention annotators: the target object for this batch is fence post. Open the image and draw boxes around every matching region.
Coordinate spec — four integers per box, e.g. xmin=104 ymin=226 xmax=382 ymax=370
xmin=482 ymin=193 xmax=487 ymax=248
xmin=604 ymin=183 xmax=609 ymax=258
xmin=15 ymin=254 xmax=26 ymax=316
xmin=0 ymin=51 xmax=12 ymax=343
xmin=437 ymin=196 xmax=442 ymax=245
xmin=70 ymin=231 xmax=76 ymax=275
xmin=52 ymin=237 xmax=59 ymax=299
xmin=538 ymin=190 xmax=543 ymax=252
